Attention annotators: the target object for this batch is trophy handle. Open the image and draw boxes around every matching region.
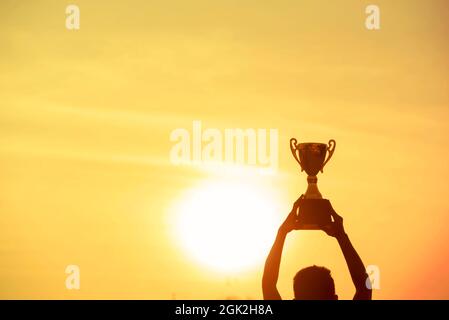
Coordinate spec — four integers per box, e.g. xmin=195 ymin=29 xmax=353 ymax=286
xmin=321 ymin=139 xmax=336 ymax=172
xmin=289 ymin=138 xmax=304 ymax=171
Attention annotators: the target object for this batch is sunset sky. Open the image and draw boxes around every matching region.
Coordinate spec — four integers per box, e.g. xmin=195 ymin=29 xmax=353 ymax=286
xmin=1 ymin=0 xmax=448 ymax=299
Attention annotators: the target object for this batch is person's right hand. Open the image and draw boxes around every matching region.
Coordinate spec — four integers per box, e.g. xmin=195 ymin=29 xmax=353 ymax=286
xmin=323 ymin=208 xmax=346 ymax=238
xmin=278 ymin=195 xmax=303 ymax=234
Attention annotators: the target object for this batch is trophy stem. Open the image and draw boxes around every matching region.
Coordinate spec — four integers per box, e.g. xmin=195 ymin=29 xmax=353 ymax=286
xmin=304 ymin=175 xmax=323 ymax=199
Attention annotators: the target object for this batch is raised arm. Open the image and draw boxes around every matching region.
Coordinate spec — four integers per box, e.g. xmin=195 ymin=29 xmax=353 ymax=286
xmin=262 ymin=197 xmax=301 ymax=300
xmin=324 ymin=209 xmax=372 ymax=300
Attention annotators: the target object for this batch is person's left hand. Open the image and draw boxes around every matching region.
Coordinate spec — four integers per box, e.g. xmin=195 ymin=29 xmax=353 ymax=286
xmin=279 ymin=195 xmax=303 ymax=234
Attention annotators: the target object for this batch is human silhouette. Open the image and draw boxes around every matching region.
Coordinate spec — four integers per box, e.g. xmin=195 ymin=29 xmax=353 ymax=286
xmin=262 ymin=196 xmax=372 ymax=300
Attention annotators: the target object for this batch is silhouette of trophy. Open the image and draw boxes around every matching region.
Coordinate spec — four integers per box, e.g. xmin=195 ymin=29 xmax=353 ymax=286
xmin=290 ymin=138 xmax=336 ymax=230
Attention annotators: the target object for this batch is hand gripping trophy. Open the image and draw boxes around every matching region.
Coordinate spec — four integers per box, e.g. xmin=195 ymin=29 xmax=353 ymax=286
xmin=289 ymin=138 xmax=336 ymax=230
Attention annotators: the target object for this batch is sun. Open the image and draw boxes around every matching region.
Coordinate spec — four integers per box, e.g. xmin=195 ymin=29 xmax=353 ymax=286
xmin=172 ymin=177 xmax=282 ymax=273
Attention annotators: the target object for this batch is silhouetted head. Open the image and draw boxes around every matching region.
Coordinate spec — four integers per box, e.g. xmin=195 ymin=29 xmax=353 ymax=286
xmin=293 ymin=265 xmax=337 ymax=300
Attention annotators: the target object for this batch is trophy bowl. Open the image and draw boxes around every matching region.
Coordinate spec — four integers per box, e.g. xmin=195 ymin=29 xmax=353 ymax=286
xmin=297 ymin=143 xmax=329 ymax=176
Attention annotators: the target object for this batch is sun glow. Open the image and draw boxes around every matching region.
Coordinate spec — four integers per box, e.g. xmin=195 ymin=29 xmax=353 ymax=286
xmin=172 ymin=177 xmax=282 ymax=273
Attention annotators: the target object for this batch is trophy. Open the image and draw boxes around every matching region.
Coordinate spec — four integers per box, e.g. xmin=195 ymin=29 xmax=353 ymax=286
xmin=290 ymin=138 xmax=336 ymax=230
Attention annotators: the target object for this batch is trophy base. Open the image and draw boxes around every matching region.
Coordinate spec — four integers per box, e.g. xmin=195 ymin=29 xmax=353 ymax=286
xmin=296 ymin=199 xmax=333 ymax=230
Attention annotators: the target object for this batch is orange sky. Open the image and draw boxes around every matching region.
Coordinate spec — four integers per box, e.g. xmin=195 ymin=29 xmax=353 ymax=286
xmin=1 ymin=0 xmax=448 ymax=299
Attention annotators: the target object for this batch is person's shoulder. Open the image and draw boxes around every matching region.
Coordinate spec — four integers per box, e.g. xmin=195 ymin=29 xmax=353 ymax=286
xmin=353 ymin=290 xmax=372 ymax=300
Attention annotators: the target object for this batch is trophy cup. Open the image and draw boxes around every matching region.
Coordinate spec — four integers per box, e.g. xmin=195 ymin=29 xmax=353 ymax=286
xmin=290 ymin=138 xmax=336 ymax=230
